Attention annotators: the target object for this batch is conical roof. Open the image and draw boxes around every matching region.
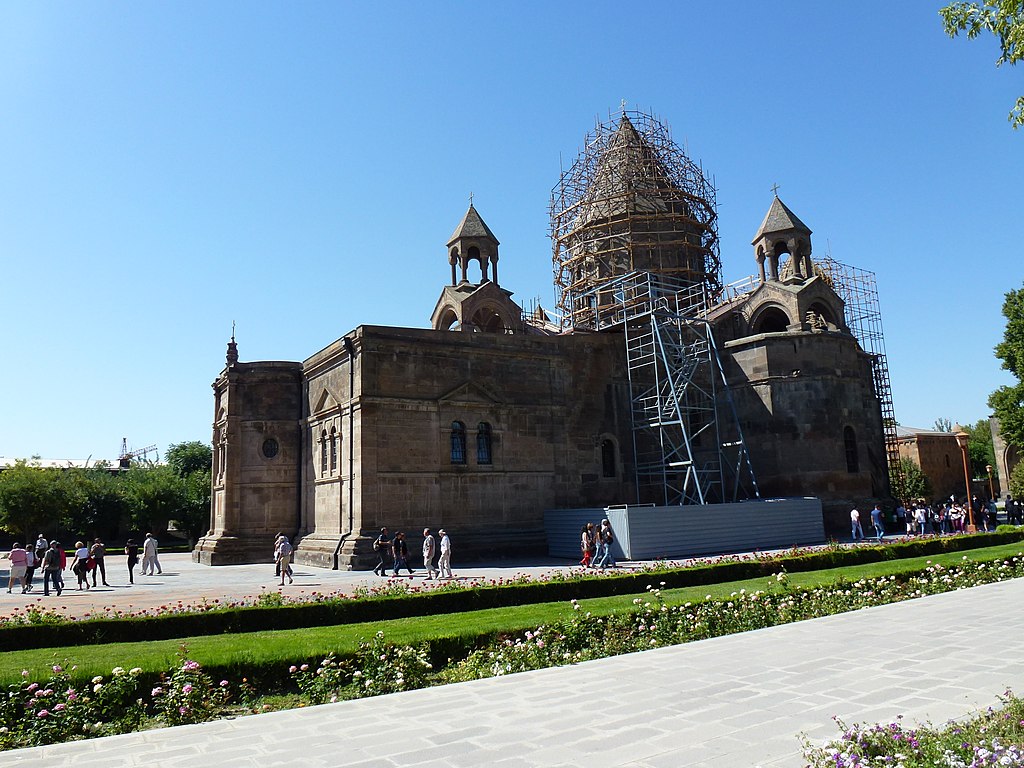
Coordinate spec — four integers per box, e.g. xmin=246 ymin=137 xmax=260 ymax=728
xmin=580 ymin=115 xmax=677 ymax=220
xmin=752 ymin=195 xmax=811 ymax=243
xmin=447 ymin=205 xmax=499 ymax=246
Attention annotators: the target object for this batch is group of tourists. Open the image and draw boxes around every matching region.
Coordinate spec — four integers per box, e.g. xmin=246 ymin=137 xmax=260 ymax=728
xmin=3 ymin=533 xmax=162 ymax=595
xmin=579 ymin=518 xmax=617 ymax=570
xmin=896 ymin=500 xmax=985 ymax=535
xmin=370 ymin=527 xmax=453 ymax=579
xmin=852 ymin=494 xmax=1014 ymax=542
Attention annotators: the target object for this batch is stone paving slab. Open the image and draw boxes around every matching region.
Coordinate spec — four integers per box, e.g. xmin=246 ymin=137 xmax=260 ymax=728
xmin=6 ymin=576 xmax=1024 ymax=766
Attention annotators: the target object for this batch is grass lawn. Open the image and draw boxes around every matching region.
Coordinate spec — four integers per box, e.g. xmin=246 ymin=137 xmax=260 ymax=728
xmin=5 ymin=541 xmax=1022 ymax=687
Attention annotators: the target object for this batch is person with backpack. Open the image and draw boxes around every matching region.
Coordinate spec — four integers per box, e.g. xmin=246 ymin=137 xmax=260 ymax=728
xmin=372 ymin=527 xmax=391 ymax=576
xmin=42 ymin=541 xmax=63 ymax=597
xmin=89 ymin=538 xmax=110 ymax=587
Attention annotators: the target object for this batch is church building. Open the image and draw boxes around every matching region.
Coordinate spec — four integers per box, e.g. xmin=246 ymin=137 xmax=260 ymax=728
xmin=194 ymin=110 xmax=890 ymax=569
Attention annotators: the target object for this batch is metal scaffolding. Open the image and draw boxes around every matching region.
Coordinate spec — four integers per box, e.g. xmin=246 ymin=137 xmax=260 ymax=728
xmin=585 ymin=271 xmax=759 ymax=506
xmin=814 ymin=256 xmax=903 ymax=497
xmin=550 ymin=110 xmax=722 ymax=331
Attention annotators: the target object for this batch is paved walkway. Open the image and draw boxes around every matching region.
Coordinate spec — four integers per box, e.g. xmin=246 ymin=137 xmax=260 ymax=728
xmin=0 ymin=552 xmax=612 ymax=620
xmin=6 ymin=573 xmax=1024 ymax=766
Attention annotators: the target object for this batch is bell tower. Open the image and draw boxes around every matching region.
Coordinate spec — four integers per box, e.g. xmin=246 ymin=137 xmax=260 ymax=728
xmin=431 ymin=204 xmax=523 ymax=333
xmin=752 ymin=193 xmax=813 ymax=284
xmin=447 ymin=202 xmax=500 ymax=286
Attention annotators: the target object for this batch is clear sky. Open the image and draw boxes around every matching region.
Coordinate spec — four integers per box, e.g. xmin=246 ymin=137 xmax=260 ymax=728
xmin=1 ymin=1 xmax=1021 ymax=461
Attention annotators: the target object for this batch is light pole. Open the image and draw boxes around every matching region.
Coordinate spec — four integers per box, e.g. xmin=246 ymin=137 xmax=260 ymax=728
xmin=986 ymin=463 xmax=996 ymax=522
xmin=955 ymin=430 xmax=976 ymax=533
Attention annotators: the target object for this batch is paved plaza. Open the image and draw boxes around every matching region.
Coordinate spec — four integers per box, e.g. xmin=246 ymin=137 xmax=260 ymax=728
xmin=0 ymin=551 xmax=597 ymax=620
xmin=2 ymin=552 xmax=1024 ymax=766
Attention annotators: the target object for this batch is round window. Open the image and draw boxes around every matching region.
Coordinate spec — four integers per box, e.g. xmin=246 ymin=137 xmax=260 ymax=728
xmin=262 ymin=438 xmax=279 ymax=459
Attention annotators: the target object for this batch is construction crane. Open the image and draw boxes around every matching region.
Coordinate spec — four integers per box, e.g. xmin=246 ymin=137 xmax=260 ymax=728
xmin=118 ymin=438 xmax=159 ymax=469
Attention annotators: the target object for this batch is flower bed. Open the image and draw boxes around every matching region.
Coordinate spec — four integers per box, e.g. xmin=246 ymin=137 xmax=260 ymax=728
xmin=803 ymin=693 xmax=1024 ymax=767
xmin=4 ymin=553 xmax=1024 ymax=753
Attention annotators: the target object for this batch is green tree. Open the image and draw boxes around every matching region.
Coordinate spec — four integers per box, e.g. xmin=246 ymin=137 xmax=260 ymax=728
xmin=165 ymin=441 xmax=212 ymax=545
xmin=989 ymin=285 xmax=1024 ymax=450
xmin=941 ymin=0 xmax=1024 ymax=127
xmin=891 ymin=457 xmax=933 ymax=503
xmin=0 ymin=462 xmax=82 ymax=542
xmin=934 ymin=417 xmax=953 ymax=432
xmin=1010 ymin=459 xmax=1024 ymax=498
xmin=965 ymin=418 xmax=998 ymax=481
xmin=68 ymin=468 xmax=134 ymax=540
xmin=166 ymin=441 xmax=213 ymax=477
xmin=122 ymin=465 xmax=188 ymax=535
xmin=176 ymin=468 xmax=212 ymax=546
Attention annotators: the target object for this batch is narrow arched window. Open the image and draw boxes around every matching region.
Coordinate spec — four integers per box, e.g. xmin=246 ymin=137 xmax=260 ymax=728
xmin=601 ymin=439 xmax=617 ymax=478
xmin=329 ymin=427 xmax=338 ymax=474
xmin=477 ymin=422 xmax=492 ymax=464
xmin=844 ymin=426 xmax=859 ymax=473
xmin=320 ymin=430 xmax=328 ymax=477
xmin=451 ymin=421 xmax=466 ymax=465
xmin=945 ymin=454 xmax=951 ymax=468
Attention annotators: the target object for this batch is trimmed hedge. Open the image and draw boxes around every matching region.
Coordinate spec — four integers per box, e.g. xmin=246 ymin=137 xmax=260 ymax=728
xmin=2 ymin=530 xmax=1022 ymax=653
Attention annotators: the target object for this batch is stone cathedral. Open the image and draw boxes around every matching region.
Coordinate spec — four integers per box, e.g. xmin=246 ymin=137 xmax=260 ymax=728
xmin=194 ymin=110 xmax=889 ymax=569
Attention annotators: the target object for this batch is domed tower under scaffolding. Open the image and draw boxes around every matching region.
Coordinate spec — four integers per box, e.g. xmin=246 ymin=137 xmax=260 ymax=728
xmin=550 ymin=109 xmax=758 ymax=509
xmin=550 ymin=110 xmax=722 ymax=330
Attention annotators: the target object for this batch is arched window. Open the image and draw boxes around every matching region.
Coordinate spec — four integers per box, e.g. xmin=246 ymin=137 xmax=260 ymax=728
xmin=754 ymin=307 xmax=790 ymax=334
xmin=450 ymin=421 xmax=466 ymax=465
xmin=329 ymin=427 xmax=338 ymax=474
xmin=945 ymin=454 xmax=951 ymax=468
xmin=844 ymin=426 xmax=859 ymax=473
xmin=477 ymin=422 xmax=492 ymax=464
xmin=320 ymin=430 xmax=328 ymax=477
xmin=601 ymin=439 xmax=617 ymax=478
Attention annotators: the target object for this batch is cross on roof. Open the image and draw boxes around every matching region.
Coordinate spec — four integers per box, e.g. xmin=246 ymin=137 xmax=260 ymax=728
xmin=469 ymin=191 xmax=474 ymax=207
xmin=771 ymin=183 xmax=780 ymax=196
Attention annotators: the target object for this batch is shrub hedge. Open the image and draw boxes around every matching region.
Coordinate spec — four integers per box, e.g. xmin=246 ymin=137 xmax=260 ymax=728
xmin=3 ymin=530 xmax=1021 ymax=653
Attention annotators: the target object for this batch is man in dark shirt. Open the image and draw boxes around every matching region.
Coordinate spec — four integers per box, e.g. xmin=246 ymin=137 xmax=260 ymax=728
xmin=373 ymin=527 xmax=391 ymax=576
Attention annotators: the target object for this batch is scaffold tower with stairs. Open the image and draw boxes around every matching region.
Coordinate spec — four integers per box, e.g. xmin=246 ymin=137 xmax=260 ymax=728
xmin=584 ymin=271 xmax=759 ymax=505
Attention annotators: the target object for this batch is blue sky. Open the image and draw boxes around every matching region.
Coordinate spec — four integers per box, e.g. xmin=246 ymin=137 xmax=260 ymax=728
xmin=0 ymin=1 xmax=1021 ymax=461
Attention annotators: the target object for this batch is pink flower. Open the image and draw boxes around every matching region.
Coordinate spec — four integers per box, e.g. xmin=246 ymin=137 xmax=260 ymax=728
xmin=182 ymin=684 xmax=193 ymax=694
xmin=36 ymin=709 xmax=49 ymax=718
xmin=52 ymin=665 xmax=62 ymax=673
xmin=219 ymin=680 xmax=229 ymax=687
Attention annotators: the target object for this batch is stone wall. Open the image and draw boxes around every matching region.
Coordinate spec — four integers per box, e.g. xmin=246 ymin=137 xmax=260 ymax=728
xmin=302 ymin=325 xmax=636 ymax=569
xmin=721 ymin=330 xmax=889 ymax=536
xmin=194 ymin=361 xmax=304 ymax=565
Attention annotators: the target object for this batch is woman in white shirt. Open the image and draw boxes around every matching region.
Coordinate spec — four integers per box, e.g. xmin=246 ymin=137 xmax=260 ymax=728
xmin=70 ymin=541 xmax=91 ymax=590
